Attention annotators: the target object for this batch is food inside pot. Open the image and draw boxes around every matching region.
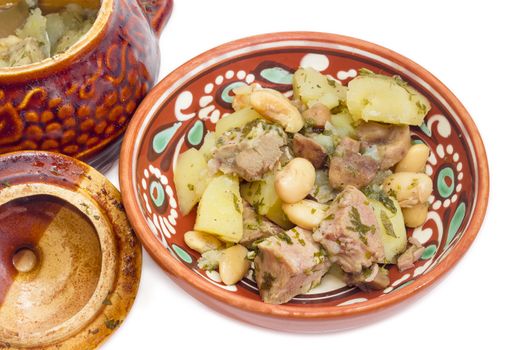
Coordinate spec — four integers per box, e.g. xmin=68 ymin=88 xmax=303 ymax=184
xmin=0 ymin=0 xmax=98 ymax=67
xmin=175 ymin=66 xmax=433 ymax=304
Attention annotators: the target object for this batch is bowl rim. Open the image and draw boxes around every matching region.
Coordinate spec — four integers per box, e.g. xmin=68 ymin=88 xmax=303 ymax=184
xmin=119 ymin=31 xmax=490 ymax=320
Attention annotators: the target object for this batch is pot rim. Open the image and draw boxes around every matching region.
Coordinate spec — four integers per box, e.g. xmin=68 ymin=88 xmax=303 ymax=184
xmin=119 ymin=31 xmax=490 ymax=321
xmin=0 ymin=0 xmax=113 ymax=80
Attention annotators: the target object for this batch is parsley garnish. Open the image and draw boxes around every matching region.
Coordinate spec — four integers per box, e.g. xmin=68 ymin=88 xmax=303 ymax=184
xmin=380 ymin=210 xmax=397 ymax=238
xmin=363 ymin=185 xmax=397 ymax=214
xmin=232 ymin=193 xmax=241 ymax=213
xmin=276 ymin=232 xmax=293 ymax=245
xmin=347 ymin=207 xmax=375 ymax=246
xmin=260 ymin=272 xmax=275 ymax=291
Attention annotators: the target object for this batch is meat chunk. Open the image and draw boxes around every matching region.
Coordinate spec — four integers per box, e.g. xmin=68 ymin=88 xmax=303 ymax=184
xmin=346 ymin=263 xmax=390 ymax=291
xmin=313 ymin=186 xmax=385 ymax=274
xmin=356 ymin=122 xmax=411 ymax=170
xmin=397 ymin=237 xmax=424 ymax=271
xmin=302 ymin=103 xmax=331 ymax=128
xmin=210 ymin=120 xmax=287 ymax=181
xmin=329 ymin=137 xmax=379 ymax=189
xmin=254 ymin=227 xmax=331 ymax=304
xmin=240 ymin=200 xmax=283 ymax=247
xmin=292 ymin=134 xmax=327 ymax=169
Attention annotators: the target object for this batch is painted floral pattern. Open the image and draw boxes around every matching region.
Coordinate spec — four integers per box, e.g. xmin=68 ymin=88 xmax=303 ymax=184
xmin=134 ymin=46 xmax=477 ymax=306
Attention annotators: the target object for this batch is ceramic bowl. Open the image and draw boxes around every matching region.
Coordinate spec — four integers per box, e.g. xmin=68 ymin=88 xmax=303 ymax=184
xmin=0 ymin=0 xmax=173 ymax=171
xmin=0 ymin=151 xmax=142 ymax=349
xmin=119 ymin=32 xmax=489 ymax=332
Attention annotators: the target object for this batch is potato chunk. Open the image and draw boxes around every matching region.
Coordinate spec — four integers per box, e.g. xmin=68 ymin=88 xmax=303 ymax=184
xmin=215 ymin=108 xmax=261 ymax=137
xmin=293 ymin=67 xmax=347 ymax=109
xmin=346 ymin=69 xmax=431 ymax=126
xmin=368 ymin=198 xmax=407 ymax=263
xmin=174 ymin=148 xmax=211 ymax=215
xmin=240 ymin=171 xmax=293 ymax=229
xmin=195 ymin=174 xmax=244 ymax=243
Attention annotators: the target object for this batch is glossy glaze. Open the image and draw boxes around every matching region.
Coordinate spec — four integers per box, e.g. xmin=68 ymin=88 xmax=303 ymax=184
xmin=0 ymin=0 xmax=173 ymax=168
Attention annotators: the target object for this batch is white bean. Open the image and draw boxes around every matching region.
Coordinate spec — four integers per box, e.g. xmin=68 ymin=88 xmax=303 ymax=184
xmin=184 ymin=230 xmax=223 ymax=254
xmin=232 ymin=84 xmax=255 ymax=111
xmin=383 ymin=172 xmax=433 ymax=208
xmin=395 ymin=144 xmax=430 ymax=173
xmin=282 ymin=199 xmax=329 ymax=230
xmin=249 ymin=88 xmax=304 ymax=132
xmin=219 ymin=245 xmax=250 ymax=285
xmin=275 ymin=158 xmax=316 ymax=203
xmin=402 ymin=203 xmax=429 ymax=228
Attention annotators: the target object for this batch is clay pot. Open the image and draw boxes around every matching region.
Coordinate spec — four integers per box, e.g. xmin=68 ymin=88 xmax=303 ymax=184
xmin=0 ymin=0 xmax=173 ymax=171
xmin=0 ymin=151 xmax=141 ymax=349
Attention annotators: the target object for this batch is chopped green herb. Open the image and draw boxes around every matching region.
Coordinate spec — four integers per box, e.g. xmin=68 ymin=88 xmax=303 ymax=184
xmin=362 ymin=267 xmax=373 ymax=278
xmin=363 ymin=185 xmax=397 ymax=214
xmin=187 ymin=183 xmax=195 ymax=191
xmin=347 ymin=207 xmax=376 ymax=246
xmin=327 ymin=78 xmax=336 ymax=87
xmin=358 ymin=68 xmax=374 ymax=76
xmin=310 ymin=208 xmax=317 ymax=214
xmin=260 ymin=272 xmax=275 ymax=291
xmin=416 ymin=101 xmax=428 ymax=115
xmin=246 ymin=223 xmax=259 ymax=230
xmin=254 ymin=181 xmax=263 ymax=196
xmin=392 ymin=75 xmax=408 ymax=87
xmin=380 ymin=210 xmax=397 ymax=238
xmin=232 ymin=193 xmax=241 ymax=213
xmin=252 ymin=198 xmax=265 ymax=214
xmin=313 ymin=249 xmax=327 ymax=264
xmin=276 ymin=232 xmax=293 ymax=245
xmin=324 ymin=213 xmax=335 ymax=221
xmin=408 ymin=178 xmax=419 ymax=190
xmin=1 ymin=181 xmax=11 ymax=188
xmin=246 ymin=250 xmax=256 ymax=261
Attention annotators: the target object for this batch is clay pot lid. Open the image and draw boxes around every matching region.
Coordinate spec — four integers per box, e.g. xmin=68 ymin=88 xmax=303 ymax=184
xmin=0 ymin=151 xmax=142 ymax=349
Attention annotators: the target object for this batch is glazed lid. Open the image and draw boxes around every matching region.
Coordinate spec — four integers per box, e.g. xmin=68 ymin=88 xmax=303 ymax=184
xmin=0 ymin=151 xmax=141 ymax=349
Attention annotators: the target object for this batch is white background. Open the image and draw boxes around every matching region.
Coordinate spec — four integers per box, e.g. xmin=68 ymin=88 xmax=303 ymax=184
xmin=104 ymin=0 xmax=524 ymax=349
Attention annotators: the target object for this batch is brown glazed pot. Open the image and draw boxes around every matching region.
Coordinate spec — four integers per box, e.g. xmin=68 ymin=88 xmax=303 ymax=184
xmin=0 ymin=0 xmax=173 ymax=170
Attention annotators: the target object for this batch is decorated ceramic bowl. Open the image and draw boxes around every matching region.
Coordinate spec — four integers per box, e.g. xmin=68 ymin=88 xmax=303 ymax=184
xmin=119 ymin=32 xmax=489 ymax=332
xmin=0 ymin=0 xmax=173 ymax=171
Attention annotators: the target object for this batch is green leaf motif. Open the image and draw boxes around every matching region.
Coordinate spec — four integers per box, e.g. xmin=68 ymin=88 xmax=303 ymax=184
xmin=260 ymin=67 xmax=293 ymax=84
xmin=437 ymin=166 xmax=455 ymax=199
xmin=188 ymin=120 xmax=204 ymax=146
xmin=446 ymin=202 xmax=466 ymax=247
xmin=172 ymin=244 xmax=193 ymax=263
xmin=153 ymin=123 xmax=182 ymax=154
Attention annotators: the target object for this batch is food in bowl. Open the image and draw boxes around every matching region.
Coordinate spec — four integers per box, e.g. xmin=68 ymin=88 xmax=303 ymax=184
xmin=174 ymin=67 xmax=434 ymax=304
xmin=0 ymin=0 xmax=98 ymax=67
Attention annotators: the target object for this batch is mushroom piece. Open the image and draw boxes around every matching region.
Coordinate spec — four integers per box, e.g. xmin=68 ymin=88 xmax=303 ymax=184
xmin=302 ymin=103 xmax=331 ymax=128
xmin=356 ymin=122 xmax=411 ymax=170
